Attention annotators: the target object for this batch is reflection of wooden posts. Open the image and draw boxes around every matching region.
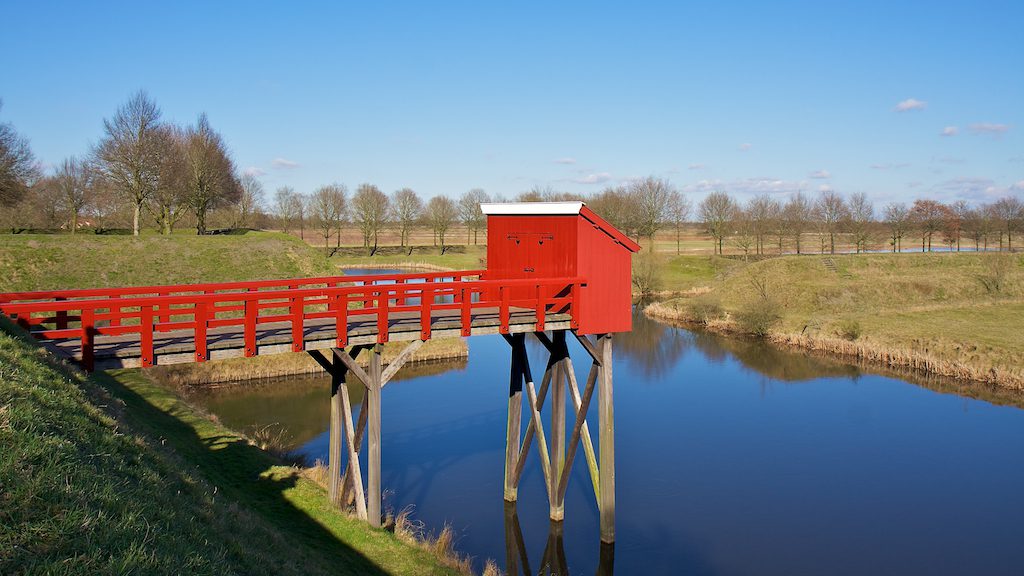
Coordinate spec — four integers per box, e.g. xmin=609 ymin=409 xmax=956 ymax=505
xmin=503 ymin=501 xmax=614 ymax=575
xmin=503 ymin=329 xmax=616 ymax=542
xmin=309 ymin=340 xmax=422 ymax=528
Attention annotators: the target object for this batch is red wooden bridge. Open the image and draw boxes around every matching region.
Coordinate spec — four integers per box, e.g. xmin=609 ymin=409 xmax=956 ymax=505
xmin=0 ymin=202 xmax=639 ymax=544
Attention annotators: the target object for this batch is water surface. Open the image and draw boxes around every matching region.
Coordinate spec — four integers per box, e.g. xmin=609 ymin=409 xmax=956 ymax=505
xmin=190 ymin=291 xmax=1024 ymax=575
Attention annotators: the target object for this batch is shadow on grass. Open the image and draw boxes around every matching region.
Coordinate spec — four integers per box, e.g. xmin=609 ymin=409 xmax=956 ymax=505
xmin=92 ymin=369 xmax=392 ymax=576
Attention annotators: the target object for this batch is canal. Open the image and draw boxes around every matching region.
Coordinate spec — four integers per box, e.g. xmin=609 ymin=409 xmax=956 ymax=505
xmin=188 ymin=295 xmax=1024 ymax=575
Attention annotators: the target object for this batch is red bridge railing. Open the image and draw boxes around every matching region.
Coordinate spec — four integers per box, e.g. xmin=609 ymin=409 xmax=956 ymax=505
xmin=0 ymin=270 xmax=584 ymax=371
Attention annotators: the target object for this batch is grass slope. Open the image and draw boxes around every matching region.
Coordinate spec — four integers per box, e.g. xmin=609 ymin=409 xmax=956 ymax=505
xmin=0 ymin=231 xmax=337 ymax=292
xmin=650 ymin=252 xmax=1024 ymax=387
xmin=0 ymin=320 xmax=460 ymax=575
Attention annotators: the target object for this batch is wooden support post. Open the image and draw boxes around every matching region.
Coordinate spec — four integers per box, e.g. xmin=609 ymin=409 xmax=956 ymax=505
xmin=549 ymin=332 xmax=567 ymax=521
xmin=503 ymin=502 xmax=531 ymax=576
xmin=598 ymin=333 xmax=615 ymax=543
xmin=504 ymin=333 xmax=524 ymax=502
xmin=329 ymin=359 xmax=345 ymax=505
xmin=367 ymin=343 xmax=383 ymax=527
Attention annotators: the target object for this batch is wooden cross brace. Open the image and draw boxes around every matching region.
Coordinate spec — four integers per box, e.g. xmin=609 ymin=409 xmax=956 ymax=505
xmin=502 ymin=330 xmax=609 ymax=528
xmin=308 ymin=338 xmax=424 ymax=527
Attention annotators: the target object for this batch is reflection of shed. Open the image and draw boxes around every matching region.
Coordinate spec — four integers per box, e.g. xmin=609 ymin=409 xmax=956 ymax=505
xmin=480 ymin=202 xmax=642 ymax=334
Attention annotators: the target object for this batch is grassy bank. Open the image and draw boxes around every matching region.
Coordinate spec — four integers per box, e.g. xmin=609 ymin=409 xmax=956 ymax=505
xmin=0 ymin=319 xmax=466 ymax=574
xmin=646 ymin=252 xmax=1024 ymax=389
xmin=0 ymin=231 xmax=337 ymax=292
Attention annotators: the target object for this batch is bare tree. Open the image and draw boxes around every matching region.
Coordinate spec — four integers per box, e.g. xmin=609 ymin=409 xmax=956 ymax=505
xmin=783 ymin=192 xmax=813 ymax=254
xmin=629 ymin=176 xmax=674 ymax=242
xmin=883 ymin=202 xmax=909 ymax=252
xmin=95 ymin=91 xmax=163 ymax=236
xmin=391 ymin=187 xmax=422 ymax=248
xmin=147 ymin=125 xmax=189 ymax=235
xmin=910 ymin=199 xmax=949 ymax=252
xmin=274 ymin=186 xmax=300 ymax=233
xmin=588 ymin=186 xmax=638 ymax=239
xmin=847 ymin=192 xmax=874 ymax=253
xmin=458 ymin=188 xmax=490 ymax=244
xmin=310 ymin=183 xmax=347 ymax=255
xmin=814 ymin=190 xmax=848 ymax=254
xmin=698 ymin=192 xmax=736 ymax=255
xmin=426 ymin=195 xmax=457 ymax=252
xmin=234 ymin=173 xmax=265 ymax=229
xmin=990 ymin=196 xmax=1023 ymax=251
xmin=731 ymin=205 xmax=756 ymax=258
xmin=54 ymin=156 xmax=95 ymax=233
xmin=948 ymin=200 xmax=970 ymax=252
xmin=746 ymin=194 xmax=780 ymax=255
xmin=666 ymin=189 xmax=692 ymax=254
xmin=352 ymin=183 xmax=389 ymax=253
xmin=0 ymin=101 xmax=40 ymax=207
xmin=184 ymin=114 xmax=241 ymax=235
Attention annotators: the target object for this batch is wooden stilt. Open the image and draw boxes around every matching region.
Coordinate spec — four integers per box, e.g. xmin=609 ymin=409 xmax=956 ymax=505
xmin=504 ymin=333 xmax=524 ymax=502
xmin=503 ymin=501 xmax=531 ymax=576
xmin=329 ymin=368 xmax=344 ymax=505
xmin=367 ymin=343 xmax=383 ymax=527
xmin=598 ymin=333 xmax=615 ymax=543
xmin=549 ymin=332 xmax=567 ymax=521
xmin=338 ymin=362 xmax=368 ymax=520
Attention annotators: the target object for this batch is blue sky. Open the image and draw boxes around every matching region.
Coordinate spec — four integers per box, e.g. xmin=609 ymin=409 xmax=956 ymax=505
xmin=2 ymin=1 xmax=1022 ymax=206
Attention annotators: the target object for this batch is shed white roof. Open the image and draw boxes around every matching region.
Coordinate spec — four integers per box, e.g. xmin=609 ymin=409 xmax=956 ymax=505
xmin=479 ymin=201 xmax=585 ymax=215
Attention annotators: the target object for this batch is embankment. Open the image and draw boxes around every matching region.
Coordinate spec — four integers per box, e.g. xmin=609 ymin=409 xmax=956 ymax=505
xmin=646 ymin=252 xmax=1024 ymax=390
xmin=0 ymin=318 xmax=464 ymax=575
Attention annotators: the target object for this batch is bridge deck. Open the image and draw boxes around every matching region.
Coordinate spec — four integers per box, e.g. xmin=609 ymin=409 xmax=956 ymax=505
xmin=43 ymin=306 xmax=570 ymax=370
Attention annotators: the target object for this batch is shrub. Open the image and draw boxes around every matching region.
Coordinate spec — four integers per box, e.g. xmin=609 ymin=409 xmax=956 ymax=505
xmin=977 ymin=254 xmax=1013 ymax=294
xmin=688 ymin=295 xmax=724 ymax=324
xmin=631 ymin=252 xmax=663 ymax=295
xmin=836 ymin=318 xmax=861 ymax=341
xmin=735 ymin=298 xmax=781 ymax=336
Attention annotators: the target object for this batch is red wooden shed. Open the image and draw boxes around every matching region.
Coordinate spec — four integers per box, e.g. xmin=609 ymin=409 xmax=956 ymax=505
xmin=480 ymin=201 xmax=641 ymax=335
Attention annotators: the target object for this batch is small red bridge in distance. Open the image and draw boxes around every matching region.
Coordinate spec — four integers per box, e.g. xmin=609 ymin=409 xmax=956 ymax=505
xmin=0 ymin=201 xmax=640 ymax=543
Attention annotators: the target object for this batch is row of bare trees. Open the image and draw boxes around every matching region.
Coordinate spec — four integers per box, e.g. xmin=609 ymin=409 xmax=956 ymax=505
xmin=0 ymin=93 xmax=250 ymax=235
xmin=697 ymin=189 xmax=1024 ymax=255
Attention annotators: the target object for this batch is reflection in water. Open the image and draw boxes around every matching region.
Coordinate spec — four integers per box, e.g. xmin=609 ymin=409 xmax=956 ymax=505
xmin=191 ymin=307 xmax=1024 ymax=575
xmin=504 ymin=503 xmax=613 ymax=576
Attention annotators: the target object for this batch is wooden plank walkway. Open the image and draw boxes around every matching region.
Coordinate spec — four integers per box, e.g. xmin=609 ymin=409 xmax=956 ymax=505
xmin=44 ymin=307 xmax=571 ymax=370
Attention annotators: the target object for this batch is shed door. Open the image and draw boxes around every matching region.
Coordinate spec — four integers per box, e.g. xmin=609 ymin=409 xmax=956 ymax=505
xmin=506 ymin=232 xmax=555 ymax=276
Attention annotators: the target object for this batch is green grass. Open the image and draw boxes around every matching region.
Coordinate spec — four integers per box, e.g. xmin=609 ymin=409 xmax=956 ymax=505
xmin=328 ymin=245 xmax=487 ymax=271
xmin=652 ymin=252 xmax=1024 ymax=386
xmin=654 ymin=254 xmax=745 ymax=292
xmin=0 ymin=231 xmax=337 ymax=291
xmin=0 ymin=319 xmax=461 ymax=575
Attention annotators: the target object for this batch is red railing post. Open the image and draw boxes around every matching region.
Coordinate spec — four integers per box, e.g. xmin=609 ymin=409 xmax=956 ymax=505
xmin=140 ymin=305 xmax=154 ymax=368
xmin=461 ymin=287 xmax=472 ymax=337
xmin=194 ymin=300 xmax=208 ymax=362
xmin=499 ymin=285 xmax=510 ymax=334
xmin=291 ymin=293 xmax=304 ymax=352
xmin=420 ymin=287 xmax=433 ymax=340
xmin=335 ymin=293 xmax=348 ymax=348
xmin=109 ymin=294 xmax=121 ymax=327
xmin=377 ymin=289 xmax=389 ymax=343
xmin=535 ymin=283 xmax=545 ymax=332
xmin=244 ymin=297 xmax=257 ymax=357
xmin=55 ymin=296 xmax=68 ymax=330
xmin=570 ymin=282 xmax=581 ymax=329
xmin=81 ymin=308 xmax=95 ymax=372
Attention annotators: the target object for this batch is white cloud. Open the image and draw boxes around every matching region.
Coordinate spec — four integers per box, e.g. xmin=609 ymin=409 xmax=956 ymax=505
xmin=272 ymin=157 xmax=300 ymax=169
xmin=969 ymin=123 xmax=1009 ymax=135
xmin=688 ymin=163 xmax=707 ymax=170
xmin=243 ymin=166 xmax=266 ymax=177
xmin=818 ymin=184 xmax=834 ymax=193
xmin=680 ymin=177 xmax=808 ymax=199
xmin=870 ymin=162 xmax=911 ymax=170
xmin=930 ymin=176 xmax=1020 ymax=202
xmin=809 ymin=169 xmax=831 ymax=179
xmin=895 ymin=98 xmax=927 ymax=112
xmin=941 ymin=126 xmax=959 ymax=137
xmin=553 ymin=157 xmax=577 ymax=165
xmin=738 ymin=143 xmax=752 ymax=151
xmin=572 ymin=172 xmax=612 ymax=185
xmin=1011 ymin=180 xmax=1024 ymax=191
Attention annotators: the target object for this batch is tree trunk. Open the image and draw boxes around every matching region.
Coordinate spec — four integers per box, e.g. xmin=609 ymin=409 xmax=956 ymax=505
xmin=133 ymin=202 xmax=141 ymax=236
xmin=70 ymin=211 xmax=78 ymax=235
